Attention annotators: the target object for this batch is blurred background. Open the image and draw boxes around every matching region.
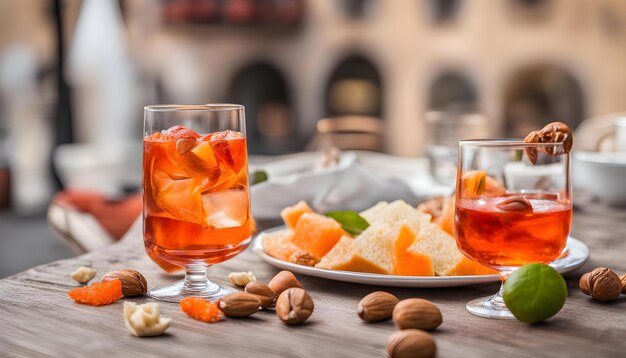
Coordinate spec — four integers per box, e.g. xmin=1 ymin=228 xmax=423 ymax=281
xmin=1 ymin=0 xmax=626 ymax=277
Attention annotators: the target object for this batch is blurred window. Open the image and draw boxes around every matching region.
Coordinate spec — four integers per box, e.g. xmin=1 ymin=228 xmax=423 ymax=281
xmin=429 ymin=71 xmax=478 ymax=111
xmin=336 ymin=0 xmax=375 ymax=20
xmin=326 ymin=55 xmax=382 ymax=118
xmin=229 ymin=62 xmax=297 ymax=154
xmin=504 ymin=65 xmax=584 ymax=137
xmin=429 ymin=0 xmax=461 ymax=23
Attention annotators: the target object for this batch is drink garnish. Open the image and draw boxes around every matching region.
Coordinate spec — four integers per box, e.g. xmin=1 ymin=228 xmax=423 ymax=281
xmin=325 ymin=211 xmax=370 ymax=237
xmin=524 ymin=122 xmax=573 ymax=164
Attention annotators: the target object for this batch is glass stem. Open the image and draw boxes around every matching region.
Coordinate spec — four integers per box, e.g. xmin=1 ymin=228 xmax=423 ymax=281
xmin=183 ymin=264 xmax=209 ymax=295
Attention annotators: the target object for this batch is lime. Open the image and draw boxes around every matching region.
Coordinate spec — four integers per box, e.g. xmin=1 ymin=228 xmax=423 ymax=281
xmin=503 ymin=263 xmax=567 ymax=324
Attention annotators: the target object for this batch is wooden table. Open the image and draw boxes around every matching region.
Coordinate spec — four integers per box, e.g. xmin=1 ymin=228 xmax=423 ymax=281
xmin=1 ymin=204 xmax=626 ymax=358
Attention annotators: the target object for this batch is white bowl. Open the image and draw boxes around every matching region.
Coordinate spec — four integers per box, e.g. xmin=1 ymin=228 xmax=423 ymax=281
xmin=573 ymin=151 xmax=626 ymax=205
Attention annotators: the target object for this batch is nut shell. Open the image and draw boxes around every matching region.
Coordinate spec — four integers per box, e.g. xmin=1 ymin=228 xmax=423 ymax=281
xmin=392 ymin=298 xmax=442 ymax=331
xmin=387 ymin=329 xmax=436 ymax=358
xmin=244 ymin=282 xmax=276 ymax=309
xmin=275 ymin=288 xmax=314 ymax=324
xmin=357 ymin=291 xmax=399 ymax=322
xmin=620 ymin=274 xmax=626 ymax=294
xmin=218 ymin=292 xmax=261 ymax=317
xmin=587 ymin=267 xmax=622 ymax=302
xmin=102 ymin=269 xmax=147 ymax=296
xmin=268 ymin=271 xmax=303 ymax=295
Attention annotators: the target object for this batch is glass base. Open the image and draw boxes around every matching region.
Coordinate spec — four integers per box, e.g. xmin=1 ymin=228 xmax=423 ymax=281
xmin=466 ymin=293 xmax=515 ymax=319
xmin=148 ymin=278 xmax=232 ymax=303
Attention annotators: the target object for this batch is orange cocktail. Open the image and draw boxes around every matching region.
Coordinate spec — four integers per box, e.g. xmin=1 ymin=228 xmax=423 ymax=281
xmin=455 ymin=139 xmax=572 ymax=319
xmin=142 ymin=104 xmax=251 ymax=301
xmin=143 ymin=126 xmax=253 ymax=268
xmin=456 ymin=195 xmax=571 ymax=268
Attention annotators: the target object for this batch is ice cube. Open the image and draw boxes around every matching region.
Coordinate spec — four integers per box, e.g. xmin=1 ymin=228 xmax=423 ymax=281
xmin=201 ymin=187 xmax=249 ymax=229
xmin=176 ymin=138 xmax=198 ymax=155
xmin=164 ymin=125 xmax=200 ymax=140
xmin=152 ymin=169 xmax=204 ymax=224
xmin=210 ymin=130 xmax=246 ymax=174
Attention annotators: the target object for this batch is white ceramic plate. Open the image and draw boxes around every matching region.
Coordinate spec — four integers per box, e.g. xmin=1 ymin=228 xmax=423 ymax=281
xmin=252 ymin=227 xmax=590 ymax=288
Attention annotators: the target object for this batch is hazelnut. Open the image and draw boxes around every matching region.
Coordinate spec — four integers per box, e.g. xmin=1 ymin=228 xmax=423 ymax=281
xmin=218 ymin=292 xmax=261 ymax=317
xmin=357 ymin=291 xmax=399 ymax=322
xmin=275 ymin=288 xmax=314 ymax=324
xmin=584 ymin=267 xmax=622 ymax=302
xmin=245 ymin=282 xmax=276 ymax=309
xmin=387 ymin=329 xmax=436 ymax=358
xmin=288 ymin=251 xmax=319 ymax=267
xmin=102 ymin=269 xmax=147 ymax=296
xmin=268 ymin=270 xmax=303 ymax=295
xmin=392 ymin=299 xmax=442 ymax=331
xmin=620 ymin=274 xmax=626 ymax=294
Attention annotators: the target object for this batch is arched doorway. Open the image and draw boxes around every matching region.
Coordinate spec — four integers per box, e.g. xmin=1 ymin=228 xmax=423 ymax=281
xmin=229 ymin=62 xmax=297 ymax=154
xmin=428 ymin=71 xmax=478 ymax=111
xmin=504 ymin=65 xmax=584 ymax=137
xmin=325 ymin=55 xmax=383 ymax=118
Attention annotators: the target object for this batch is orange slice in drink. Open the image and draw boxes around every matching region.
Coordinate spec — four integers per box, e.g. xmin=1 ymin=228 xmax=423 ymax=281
xmin=151 ymin=169 xmax=204 ymax=224
xmin=210 ymin=131 xmax=247 ymax=174
xmin=460 ymin=170 xmax=506 ymax=198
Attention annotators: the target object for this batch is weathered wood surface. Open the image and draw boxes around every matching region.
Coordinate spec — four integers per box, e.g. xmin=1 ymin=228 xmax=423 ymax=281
xmin=1 ymin=205 xmax=626 ymax=358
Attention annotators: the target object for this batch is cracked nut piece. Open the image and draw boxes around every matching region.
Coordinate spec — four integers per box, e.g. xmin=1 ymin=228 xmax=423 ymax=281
xmin=524 ymin=122 xmax=573 ymax=164
xmin=123 ymin=302 xmax=171 ymax=337
xmin=392 ymin=299 xmax=442 ymax=331
xmin=583 ymin=267 xmax=622 ymax=302
xmin=218 ymin=292 xmax=261 ymax=317
xmin=620 ymin=274 xmax=626 ymax=294
xmin=387 ymin=329 xmax=436 ymax=358
xmin=102 ymin=269 xmax=148 ymax=296
xmin=288 ymin=251 xmax=319 ymax=267
xmin=244 ymin=282 xmax=276 ymax=309
xmin=228 ymin=271 xmax=256 ymax=287
xmin=496 ymin=195 xmax=533 ymax=212
xmin=357 ymin=291 xmax=399 ymax=322
xmin=268 ymin=270 xmax=303 ymax=295
xmin=71 ymin=266 xmax=97 ymax=284
xmin=276 ymin=288 xmax=314 ymax=324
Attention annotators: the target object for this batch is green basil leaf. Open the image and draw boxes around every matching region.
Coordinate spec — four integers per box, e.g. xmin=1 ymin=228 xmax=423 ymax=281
xmin=251 ymin=170 xmax=268 ymax=185
xmin=325 ymin=211 xmax=370 ymax=237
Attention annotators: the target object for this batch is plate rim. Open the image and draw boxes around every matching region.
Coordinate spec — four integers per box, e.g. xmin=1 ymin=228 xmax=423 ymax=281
xmin=252 ymin=226 xmax=589 ymax=287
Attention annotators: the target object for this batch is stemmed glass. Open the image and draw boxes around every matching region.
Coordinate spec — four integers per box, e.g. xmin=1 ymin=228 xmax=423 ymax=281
xmin=455 ymin=140 xmax=572 ymax=318
xmin=143 ymin=104 xmax=253 ymax=302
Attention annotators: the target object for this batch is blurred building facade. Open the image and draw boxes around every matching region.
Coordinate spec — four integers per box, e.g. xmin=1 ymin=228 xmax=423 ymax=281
xmin=123 ymin=0 xmax=626 ymax=155
xmin=1 ymin=0 xmax=626 ymax=211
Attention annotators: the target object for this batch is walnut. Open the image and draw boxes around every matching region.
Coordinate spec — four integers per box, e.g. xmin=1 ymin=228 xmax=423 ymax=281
xmin=123 ymin=302 xmax=171 ymax=337
xmin=227 ymin=271 xmax=256 ymax=287
xmin=288 ymin=251 xmax=319 ymax=266
xmin=579 ymin=267 xmax=622 ymax=302
xmin=524 ymin=122 xmax=573 ymax=164
xmin=70 ymin=266 xmax=97 ymax=284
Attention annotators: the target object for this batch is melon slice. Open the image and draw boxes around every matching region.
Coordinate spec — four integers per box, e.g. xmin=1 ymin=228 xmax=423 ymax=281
xmin=291 ymin=213 xmax=348 ymax=259
xmin=280 ymin=201 xmax=314 ymax=228
xmin=393 ymin=225 xmax=435 ymax=276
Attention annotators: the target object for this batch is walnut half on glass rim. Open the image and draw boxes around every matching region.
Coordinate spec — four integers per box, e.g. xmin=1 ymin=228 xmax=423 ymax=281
xmin=524 ymin=122 xmax=573 ymax=164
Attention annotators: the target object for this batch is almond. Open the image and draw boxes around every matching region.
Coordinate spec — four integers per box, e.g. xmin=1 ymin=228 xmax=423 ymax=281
xmin=357 ymin=291 xmax=399 ymax=322
xmin=218 ymin=292 xmax=261 ymax=317
xmin=392 ymin=298 xmax=442 ymax=331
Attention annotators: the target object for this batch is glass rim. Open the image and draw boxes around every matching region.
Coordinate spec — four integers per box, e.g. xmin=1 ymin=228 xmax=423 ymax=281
xmin=459 ymin=139 xmax=568 ymax=148
xmin=144 ymin=104 xmax=244 ymax=112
